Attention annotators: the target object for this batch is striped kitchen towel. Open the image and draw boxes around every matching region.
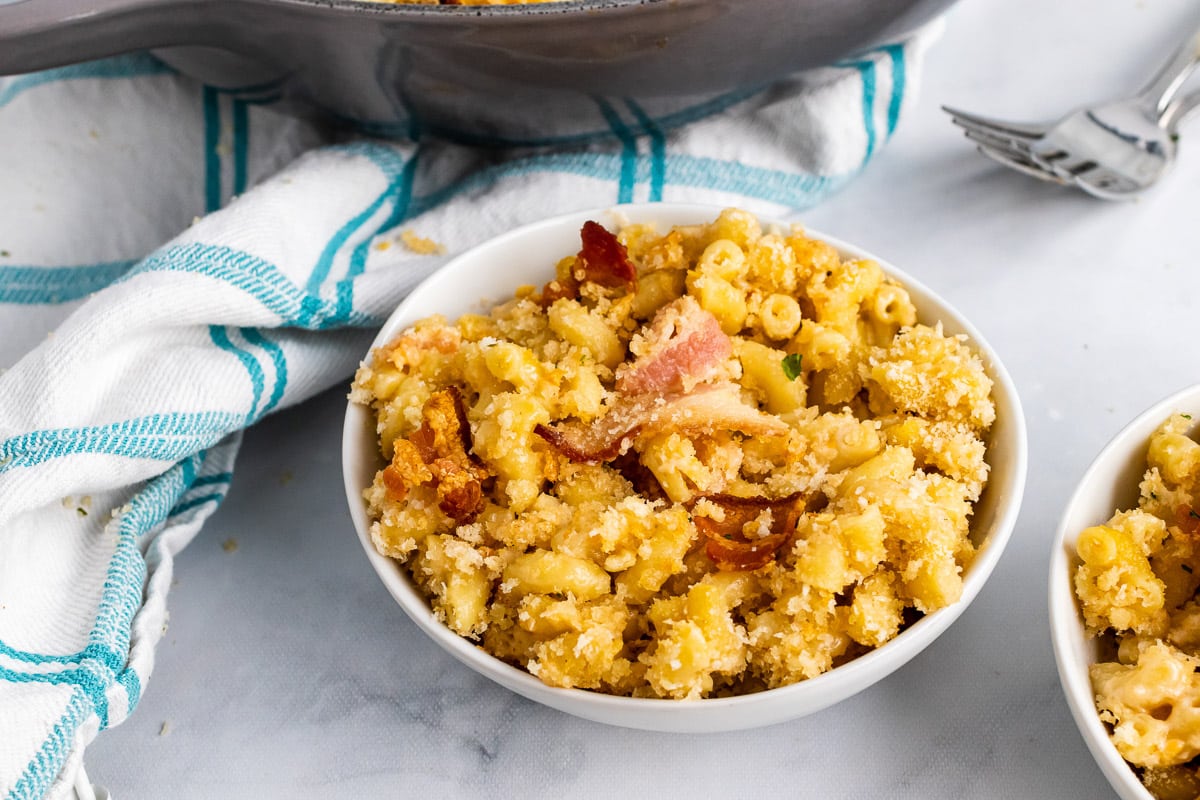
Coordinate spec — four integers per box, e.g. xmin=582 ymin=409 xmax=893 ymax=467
xmin=0 ymin=21 xmax=939 ymax=800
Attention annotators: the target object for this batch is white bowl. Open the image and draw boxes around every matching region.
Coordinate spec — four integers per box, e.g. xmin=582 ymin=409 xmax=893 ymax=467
xmin=1050 ymin=383 xmax=1200 ymax=800
xmin=343 ymin=202 xmax=1028 ymax=733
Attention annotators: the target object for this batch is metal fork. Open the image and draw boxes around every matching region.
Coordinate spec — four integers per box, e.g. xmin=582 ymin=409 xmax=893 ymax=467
xmin=944 ymin=24 xmax=1200 ymax=199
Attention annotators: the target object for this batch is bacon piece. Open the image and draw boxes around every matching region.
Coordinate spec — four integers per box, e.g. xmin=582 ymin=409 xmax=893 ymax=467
xmin=383 ymin=387 xmax=489 ymax=524
xmin=534 ymin=421 xmax=629 ymax=464
xmin=1177 ymin=505 xmax=1200 ymax=538
xmin=538 ymin=221 xmax=637 ymax=306
xmin=615 ymin=296 xmax=731 ymax=395
xmin=538 ymin=277 xmax=579 ymax=306
xmin=691 ymin=492 xmax=804 ymax=571
xmin=574 ymin=221 xmax=638 ymax=292
xmin=534 ymin=382 xmax=788 ymax=464
xmin=410 ymin=386 xmax=474 ymax=459
xmin=381 ymin=439 xmax=431 ymax=504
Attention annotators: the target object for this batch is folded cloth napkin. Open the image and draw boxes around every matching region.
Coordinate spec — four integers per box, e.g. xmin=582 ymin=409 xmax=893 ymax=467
xmin=0 ymin=22 xmax=939 ymax=800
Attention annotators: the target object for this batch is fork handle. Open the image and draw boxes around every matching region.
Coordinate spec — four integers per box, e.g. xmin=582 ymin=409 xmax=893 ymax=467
xmin=1162 ymin=88 xmax=1200 ymax=129
xmin=1137 ymin=23 xmax=1200 ymax=121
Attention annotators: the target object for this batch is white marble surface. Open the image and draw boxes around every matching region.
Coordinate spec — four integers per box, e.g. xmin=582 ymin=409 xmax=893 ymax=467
xmin=86 ymin=0 xmax=1200 ymax=796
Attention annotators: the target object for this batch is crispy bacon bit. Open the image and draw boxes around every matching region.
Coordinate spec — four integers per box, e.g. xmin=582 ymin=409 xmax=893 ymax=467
xmin=384 ymin=387 xmax=489 ymax=524
xmin=381 ymin=439 xmax=430 ymax=504
xmin=538 ymin=221 xmax=639 ymax=305
xmin=539 ymin=277 xmax=579 ymax=306
xmin=691 ymin=492 xmax=804 ymax=571
xmin=1177 ymin=505 xmax=1200 ymax=538
xmin=574 ymin=220 xmax=638 ymax=292
xmin=385 ymin=447 xmax=429 ymax=500
xmin=534 ymin=383 xmax=788 ymax=464
xmin=616 ymin=297 xmax=731 ymax=395
xmin=534 ymin=421 xmax=630 ymax=464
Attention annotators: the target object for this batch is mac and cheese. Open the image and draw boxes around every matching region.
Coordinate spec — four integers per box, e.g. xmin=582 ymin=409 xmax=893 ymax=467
xmin=353 ymin=209 xmax=996 ymax=699
xmin=1074 ymin=413 xmax=1200 ymax=799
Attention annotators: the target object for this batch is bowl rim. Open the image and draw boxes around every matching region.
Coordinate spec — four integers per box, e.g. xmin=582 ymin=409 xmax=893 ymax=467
xmin=1049 ymin=382 xmax=1200 ymax=800
xmin=343 ymin=201 xmax=1028 ymax=729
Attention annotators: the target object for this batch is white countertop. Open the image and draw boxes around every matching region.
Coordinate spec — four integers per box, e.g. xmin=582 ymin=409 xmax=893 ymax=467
xmin=86 ymin=0 xmax=1200 ymax=796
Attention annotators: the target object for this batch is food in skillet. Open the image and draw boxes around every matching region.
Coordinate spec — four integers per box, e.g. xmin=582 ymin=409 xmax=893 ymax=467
xmin=351 ymin=208 xmax=996 ymax=699
xmin=377 ymin=0 xmax=561 ymax=5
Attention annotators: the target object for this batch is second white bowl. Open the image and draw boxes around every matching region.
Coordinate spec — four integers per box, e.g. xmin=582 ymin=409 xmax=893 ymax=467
xmin=1050 ymin=383 xmax=1200 ymax=800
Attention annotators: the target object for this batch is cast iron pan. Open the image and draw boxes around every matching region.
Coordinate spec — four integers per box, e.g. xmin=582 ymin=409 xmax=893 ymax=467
xmin=0 ymin=0 xmax=956 ymax=140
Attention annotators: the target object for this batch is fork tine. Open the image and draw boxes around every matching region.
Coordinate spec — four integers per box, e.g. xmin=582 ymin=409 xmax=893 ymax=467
xmin=960 ymin=127 xmax=1037 ymax=161
xmin=951 ymin=116 xmax=1074 ymax=181
xmin=948 ymin=115 xmax=1041 ymax=152
xmin=1042 ymin=154 xmax=1100 ymax=177
xmin=942 ymin=105 xmax=1046 ymax=139
xmin=975 ymin=144 xmax=1070 ymax=186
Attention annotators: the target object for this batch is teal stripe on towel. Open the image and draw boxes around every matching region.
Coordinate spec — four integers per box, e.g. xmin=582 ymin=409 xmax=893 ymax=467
xmin=239 ymin=328 xmax=288 ymax=416
xmin=209 ymin=326 xmax=265 ymax=423
xmin=129 ymin=243 xmax=379 ymax=329
xmin=1 ymin=450 xmax=214 ymax=797
xmin=213 ymin=78 xmax=285 ymax=102
xmin=84 ymin=455 xmax=202 ymax=691
xmin=0 ymin=54 xmax=171 ymax=109
xmin=0 ymin=457 xmax=228 ymax=673
xmin=202 ymin=86 xmax=222 ymax=213
xmin=625 ymin=99 xmax=665 ymax=202
xmin=304 ymin=144 xmax=412 ymax=315
xmin=5 ymin=687 xmax=89 ymax=800
xmin=335 ymin=145 xmax=421 ymax=320
xmin=884 ymin=44 xmax=906 ymax=136
xmin=663 ymin=154 xmax=844 ymax=207
xmin=0 ymin=636 xmax=162 ymax=667
xmin=191 ymin=471 xmax=234 ymax=489
xmin=0 ymin=411 xmax=241 ymax=473
xmin=0 ymin=663 xmax=109 ymax=730
xmin=413 ymin=152 xmax=847 ymax=214
xmin=594 ymin=97 xmax=638 ymax=203
xmin=0 ymin=640 xmax=86 ymax=666
xmin=326 ymin=141 xmax=413 ymax=183
xmin=119 ymin=667 xmax=141 ymax=713
xmin=0 ymin=260 xmax=135 ymax=305
xmin=232 ymin=99 xmax=249 ymax=195
xmin=169 ymin=491 xmax=227 ymax=517
xmin=409 ymin=152 xmax=631 ymax=217
xmin=362 ymin=82 xmax=768 ymax=149
xmin=306 ymin=191 xmax=393 ymax=301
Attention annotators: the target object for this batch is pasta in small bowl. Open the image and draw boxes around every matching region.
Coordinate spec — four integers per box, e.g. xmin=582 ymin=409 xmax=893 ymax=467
xmin=343 ymin=203 xmax=1027 ymax=732
xmin=1051 ymin=384 xmax=1200 ymax=800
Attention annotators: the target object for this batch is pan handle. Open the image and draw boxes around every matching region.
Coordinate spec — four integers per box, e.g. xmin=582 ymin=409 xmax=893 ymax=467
xmin=0 ymin=0 xmax=221 ymax=75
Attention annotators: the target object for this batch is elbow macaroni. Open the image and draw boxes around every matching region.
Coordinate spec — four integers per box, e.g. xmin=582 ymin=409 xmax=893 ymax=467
xmin=1073 ymin=413 xmax=1200 ymax=798
xmin=352 ymin=208 xmax=997 ymax=699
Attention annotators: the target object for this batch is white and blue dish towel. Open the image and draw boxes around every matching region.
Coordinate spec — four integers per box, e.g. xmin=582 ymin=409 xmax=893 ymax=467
xmin=0 ymin=23 xmax=938 ymax=800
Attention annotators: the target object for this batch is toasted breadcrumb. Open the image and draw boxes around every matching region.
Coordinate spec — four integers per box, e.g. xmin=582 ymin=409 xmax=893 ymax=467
xmin=400 ymin=229 xmax=446 ymax=255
